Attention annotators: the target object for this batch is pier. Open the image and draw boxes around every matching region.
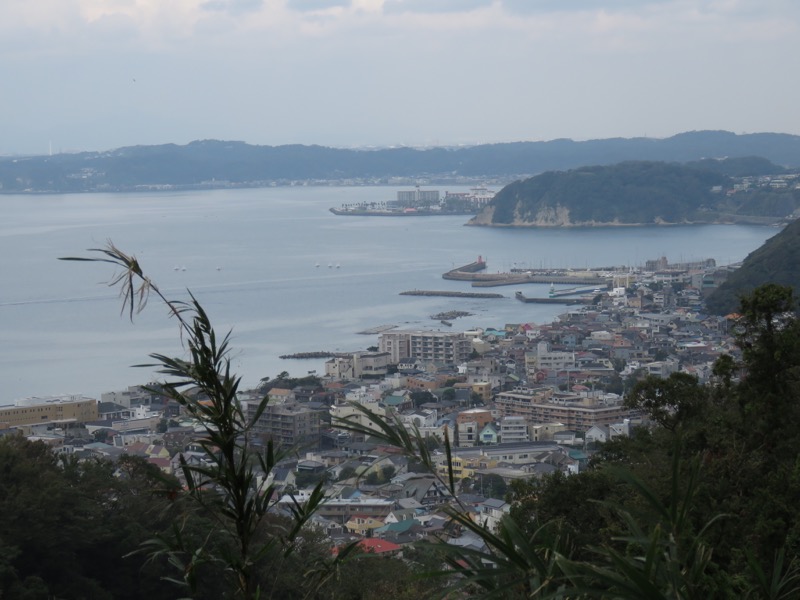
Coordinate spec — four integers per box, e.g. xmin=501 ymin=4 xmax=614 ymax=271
xmin=515 ymin=291 xmax=591 ymax=305
xmin=548 ymin=285 xmax=606 ymax=297
xmin=400 ymin=290 xmax=504 ymax=299
xmin=357 ymin=324 xmax=398 ymax=335
xmin=443 ymin=257 xmax=610 ymax=287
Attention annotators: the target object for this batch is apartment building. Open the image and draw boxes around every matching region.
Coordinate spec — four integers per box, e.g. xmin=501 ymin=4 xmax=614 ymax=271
xmin=494 ymin=387 xmax=632 ymax=432
xmin=379 ymin=330 xmax=472 ymax=365
xmin=499 ymin=416 xmax=529 ymax=443
xmin=251 ymin=402 xmax=323 ymax=449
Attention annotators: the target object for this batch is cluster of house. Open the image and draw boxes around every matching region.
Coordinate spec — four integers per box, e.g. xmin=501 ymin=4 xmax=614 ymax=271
xmin=0 ymin=264 xmax=744 ymax=553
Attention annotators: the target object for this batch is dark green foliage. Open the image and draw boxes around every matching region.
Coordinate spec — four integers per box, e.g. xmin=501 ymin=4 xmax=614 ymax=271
xmin=0 ymin=438 xmax=181 ymax=600
xmin=730 ymin=188 xmax=800 ymax=217
xmin=706 ymin=219 xmax=800 ymax=315
xmin=685 ymin=156 xmax=787 ymax=177
xmin=487 ymin=161 xmax=729 ymax=225
xmin=508 ymin=470 xmax=621 ymax=560
xmin=483 ymin=159 xmax=800 ymax=226
xmin=624 ymin=372 xmax=707 ymax=431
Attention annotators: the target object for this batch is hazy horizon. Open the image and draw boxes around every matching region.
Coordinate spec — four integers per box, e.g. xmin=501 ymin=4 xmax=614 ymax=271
xmin=3 ymin=129 xmax=799 ymax=160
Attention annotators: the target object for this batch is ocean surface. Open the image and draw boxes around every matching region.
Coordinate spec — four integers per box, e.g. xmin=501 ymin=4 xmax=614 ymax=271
xmin=0 ymin=186 xmax=779 ymax=403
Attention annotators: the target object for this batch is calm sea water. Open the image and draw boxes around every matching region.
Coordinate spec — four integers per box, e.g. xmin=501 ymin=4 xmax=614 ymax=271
xmin=0 ymin=186 xmax=779 ymax=402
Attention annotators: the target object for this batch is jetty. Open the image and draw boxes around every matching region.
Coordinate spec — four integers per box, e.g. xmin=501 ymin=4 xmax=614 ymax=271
xmin=400 ymin=290 xmax=504 ymax=299
xmin=515 ymin=291 xmax=591 ymax=305
xmin=357 ymin=324 xmax=398 ymax=335
xmin=441 ymin=257 xmax=490 ymax=280
xmin=443 ymin=257 xmax=609 ymax=287
xmin=548 ymin=285 xmax=605 ymax=297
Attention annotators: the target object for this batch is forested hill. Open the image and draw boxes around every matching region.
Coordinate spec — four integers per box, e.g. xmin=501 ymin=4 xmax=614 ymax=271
xmin=706 ymin=218 xmax=800 ymax=315
xmin=2 ymin=130 xmax=800 ymax=193
xmin=468 ymin=159 xmax=800 ymax=227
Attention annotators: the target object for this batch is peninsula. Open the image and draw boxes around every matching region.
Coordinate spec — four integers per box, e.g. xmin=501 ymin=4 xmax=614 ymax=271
xmin=468 ymin=159 xmax=800 ymax=228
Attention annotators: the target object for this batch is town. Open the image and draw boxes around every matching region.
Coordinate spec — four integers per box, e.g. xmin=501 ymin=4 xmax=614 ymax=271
xmin=0 ymin=253 xmax=743 ymax=555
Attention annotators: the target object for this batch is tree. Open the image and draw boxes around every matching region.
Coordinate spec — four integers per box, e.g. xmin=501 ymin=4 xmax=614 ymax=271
xmin=624 ymin=373 xmax=707 ymax=432
xmin=62 ymin=243 xmax=331 ymax=600
xmin=0 ymin=437 xmax=182 ymax=600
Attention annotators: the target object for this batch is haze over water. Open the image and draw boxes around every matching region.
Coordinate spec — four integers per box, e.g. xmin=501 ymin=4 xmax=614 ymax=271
xmin=0 ymin=186 xmax=779 ymax=402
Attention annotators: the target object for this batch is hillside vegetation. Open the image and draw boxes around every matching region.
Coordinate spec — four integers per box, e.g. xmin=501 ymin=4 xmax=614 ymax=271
xmin=470 ymin=159 xmax=799 ymax=226
xmin=706 ymin=217 xmax=800 ymax=314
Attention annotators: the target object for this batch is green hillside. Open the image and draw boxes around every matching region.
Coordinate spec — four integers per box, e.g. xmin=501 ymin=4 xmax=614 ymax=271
xmin=706 ymin=218 xmax=800 ymax=314
xmin=471 ymin=159 xmax=799 ymax=226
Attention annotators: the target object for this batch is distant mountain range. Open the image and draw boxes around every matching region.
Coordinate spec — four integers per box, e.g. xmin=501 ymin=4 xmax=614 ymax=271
xmin=468 ymin=159 xmax=800 ymax=227
xmin=2 ymin=130 xmax=800 ymax=194
xmin=706 ymin=218 xmax=800 ymax=315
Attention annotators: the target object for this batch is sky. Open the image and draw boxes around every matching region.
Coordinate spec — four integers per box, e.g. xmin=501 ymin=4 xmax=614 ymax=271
xmin=2 ymin=0 xmax=799 ymax=155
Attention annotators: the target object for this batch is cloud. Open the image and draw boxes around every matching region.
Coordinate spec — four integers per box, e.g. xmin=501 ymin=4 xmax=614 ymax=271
xmin=202 ymin=0 xmax=265 ymax=15
xmin=382 ymin=0 xmax=491 ymax=14
xmin=500 ymin=0 xmax=672 ymax=14
xmin=285 ymin=0 xmax=351 ymax=11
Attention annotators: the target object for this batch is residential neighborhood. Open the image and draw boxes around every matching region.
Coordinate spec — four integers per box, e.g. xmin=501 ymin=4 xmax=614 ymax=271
xmin=0 ymin=257 xmax=747 ymax=555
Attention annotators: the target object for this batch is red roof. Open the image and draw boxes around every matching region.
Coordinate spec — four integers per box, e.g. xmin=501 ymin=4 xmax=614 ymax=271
xmin=358 ymin=538 xmax=402 ymax=554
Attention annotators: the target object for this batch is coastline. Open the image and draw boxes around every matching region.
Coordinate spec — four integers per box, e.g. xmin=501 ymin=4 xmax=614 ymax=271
xmin=464 ymin=216 xmax=784 ymax=228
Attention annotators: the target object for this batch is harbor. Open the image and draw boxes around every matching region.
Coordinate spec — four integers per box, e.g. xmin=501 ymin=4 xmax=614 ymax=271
xmin=330 ymin=186 xmax=495 ymax=216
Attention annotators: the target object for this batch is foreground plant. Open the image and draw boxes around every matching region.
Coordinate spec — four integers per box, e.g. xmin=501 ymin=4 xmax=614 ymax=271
xmin=61 ymin=242 xmax=328 ymax=599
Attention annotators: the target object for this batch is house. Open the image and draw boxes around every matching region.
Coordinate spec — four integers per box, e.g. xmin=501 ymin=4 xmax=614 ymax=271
xmin=351 ymin=538 xmax=402 ymax=556
xmin=384 ymin=508 xmax=420 ymax=524
xmin=397 ymin=474 xmax=453 ymax=506
xmin=344 ymin=515 xmax=386 ymax=536
xmin=373 ymin=518 xmax=422 ymax=540
xmin=584 ymin=424 xmax=611 ymax=444
xmin=478 ymin=498 xmax=510 ymax=532
xmin=479 ymin=423 xmax=498 ymax=445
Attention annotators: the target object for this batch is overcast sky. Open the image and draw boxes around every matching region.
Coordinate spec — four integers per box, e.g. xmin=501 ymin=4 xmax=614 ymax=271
xmin=2 ymin=0 xmax=798 ymax=155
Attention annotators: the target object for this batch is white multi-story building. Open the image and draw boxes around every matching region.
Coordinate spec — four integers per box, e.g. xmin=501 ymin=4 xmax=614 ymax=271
xmin=525 ymin=341 xmax=575 ymax=374
xmin=499 ymin=416 xmax=529 ymax=443
xmin=379 ymin=330 xmax=472 ymax=365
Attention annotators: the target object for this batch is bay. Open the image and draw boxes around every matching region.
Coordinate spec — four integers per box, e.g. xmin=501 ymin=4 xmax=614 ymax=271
xmin=0 ymin=186 xmax=778 ymax=402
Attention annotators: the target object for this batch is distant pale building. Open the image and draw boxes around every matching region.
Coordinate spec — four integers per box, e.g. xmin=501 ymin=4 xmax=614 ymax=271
xmin=0 ymin=395 xmax=98 ymax=433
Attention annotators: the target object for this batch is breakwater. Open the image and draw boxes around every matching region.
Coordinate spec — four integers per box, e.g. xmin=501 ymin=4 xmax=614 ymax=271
xmin=441 ymin=258 xmax=489 ymax=280
xmin=514 ymin=291 xmax=591 ymax=305
xmin=471 ymin=274 xmax=609 ymax=287
xmin=400 ymin=290 xmax=504 ymax=299
xmin=279 ymin=351 xmax=351 ymax=359
xmin=443 ymin=258 xmax=608 ymax=287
